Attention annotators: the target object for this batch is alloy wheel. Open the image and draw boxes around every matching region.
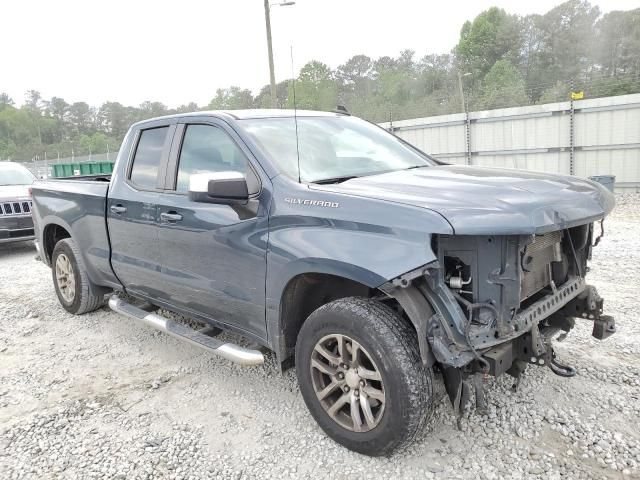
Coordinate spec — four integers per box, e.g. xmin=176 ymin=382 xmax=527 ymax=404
xmin=310 ymin=334 xmax=386 ymax=432
xmin=55 ymin=253 xmax=75 ymax=303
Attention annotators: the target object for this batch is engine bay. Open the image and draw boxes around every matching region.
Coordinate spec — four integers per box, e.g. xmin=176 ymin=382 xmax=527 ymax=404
xmin=436 ymin=223 xmax=596 ymax=343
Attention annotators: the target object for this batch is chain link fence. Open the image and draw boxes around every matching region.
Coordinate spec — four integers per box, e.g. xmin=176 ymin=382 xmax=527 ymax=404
xmin=12 ymin=152 xmax=116 ymax=179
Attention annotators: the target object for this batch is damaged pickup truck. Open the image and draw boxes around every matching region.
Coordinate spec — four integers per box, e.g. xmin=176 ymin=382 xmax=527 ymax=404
xmin=31 ymin=110 xmax=615 ymax=456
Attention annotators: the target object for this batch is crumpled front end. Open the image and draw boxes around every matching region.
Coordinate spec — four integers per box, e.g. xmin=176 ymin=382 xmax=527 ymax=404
xmin=381 ymin=219 xmax=615 ymax=412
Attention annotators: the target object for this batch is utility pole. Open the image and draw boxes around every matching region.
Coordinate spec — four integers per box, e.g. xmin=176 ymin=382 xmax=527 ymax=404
xmin=264 ymin=1 xmax=295 ymax=108
xmin=264 ymin=0 xmax=277 ymax=108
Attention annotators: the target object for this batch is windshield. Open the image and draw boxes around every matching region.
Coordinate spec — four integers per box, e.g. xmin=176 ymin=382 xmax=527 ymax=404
xmin=0 ymin=163 xmax=36 ymax=186
xmin=239 ymin=115 xmax=434 ymax=183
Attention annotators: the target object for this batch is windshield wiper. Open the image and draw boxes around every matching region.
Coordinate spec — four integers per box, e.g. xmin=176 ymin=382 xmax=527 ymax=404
xmin=404 ymin=164 xmax=429 ymax=170
xmin=313 ymin=175 xmax=359 ymax=185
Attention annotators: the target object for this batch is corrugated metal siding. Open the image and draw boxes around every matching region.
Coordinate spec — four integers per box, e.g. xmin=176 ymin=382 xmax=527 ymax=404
xmin=381 ymin=93 xmax=640 ymax=192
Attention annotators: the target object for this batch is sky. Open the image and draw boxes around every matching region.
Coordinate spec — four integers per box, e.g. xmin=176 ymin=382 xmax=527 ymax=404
xmin=2 ymin=0 xmax=638 ymax=108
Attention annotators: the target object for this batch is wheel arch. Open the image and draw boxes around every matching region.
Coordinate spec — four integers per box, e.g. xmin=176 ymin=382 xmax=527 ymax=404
xmin=293 ymin=295 xmax=434 ymax=455
xmin=268 ymin=260 xmax=388 ymax=367
xmin=42 ymin=221 xmax=72 ymax=266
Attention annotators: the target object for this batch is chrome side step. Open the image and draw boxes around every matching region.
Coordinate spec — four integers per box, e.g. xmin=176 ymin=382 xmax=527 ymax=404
xmin=108 ymin=295 xmax=264 ymax=366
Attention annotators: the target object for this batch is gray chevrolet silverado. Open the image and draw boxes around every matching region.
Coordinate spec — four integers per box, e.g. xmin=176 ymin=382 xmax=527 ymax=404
xmin=0 ymin=162 xmax=36 ymax=244
xmin=31 ymin=109 xmax=616 ymax=455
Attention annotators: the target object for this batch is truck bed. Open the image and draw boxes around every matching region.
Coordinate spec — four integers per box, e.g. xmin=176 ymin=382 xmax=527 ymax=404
xmin=31 ymin=179 xmax=119 ymax=289
xmin=48 ymin=174 xmax=111 ymax=182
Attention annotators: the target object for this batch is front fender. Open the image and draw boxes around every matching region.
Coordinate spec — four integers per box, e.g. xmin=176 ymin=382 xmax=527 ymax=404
xmin=265 ymin=217 xmax=442 ymax=322
xmin=266 ymin=175 xmax=452 ymax=291
xmin=265 ymin=177 xmax=455 ymax=361
xmin=265 ymin=257 xmax=396 ymax=366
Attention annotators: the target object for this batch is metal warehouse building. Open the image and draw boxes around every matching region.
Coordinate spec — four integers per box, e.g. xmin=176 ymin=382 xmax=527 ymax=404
xmin=381 ymin=93 xmax=640 ymax=192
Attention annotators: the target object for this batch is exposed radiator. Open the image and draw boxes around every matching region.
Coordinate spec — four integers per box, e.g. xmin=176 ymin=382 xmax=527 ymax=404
xmin=521 ymin=230 xmax=562 ymax=301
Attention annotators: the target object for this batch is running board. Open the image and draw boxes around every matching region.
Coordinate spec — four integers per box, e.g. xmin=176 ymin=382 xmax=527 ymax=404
xmin=108 ymin=295 xmax=264 ymax=366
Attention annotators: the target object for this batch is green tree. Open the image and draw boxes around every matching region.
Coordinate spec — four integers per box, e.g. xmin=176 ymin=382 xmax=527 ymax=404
xmin=596 ymin=8 xmax=640 ymax=77
xmin=24 ymin=90 xmax=42 ymax=113
xmin=0 ymin=106 xmax=40 ymax=158
xmin=46 ymin=97 xmax=68 ymax=121
xmin=44 ymin=97 xmax=69 ymax=142
xmin=208 ymin=87 xmax=254 ymax=110
xmin=287 ymin=61 xmax=338 ymax=111
xmin=368 ymin=53 xmax=419 ymax=120
xmin=138 ymin=101 xmax=168 ymax=120
xmin=68 ymin=102 xmax=93 ymax=136
xmin=78 ymin=132 xmax=110 ymax=155
xmin=175 ymin=102 xmax=200 ymax=113
xmin=0 ymin=93 xmax=14 ymax=110
xmin=538 ymin=82 xmax=570 ymax=103
xmin=529 ymin=1 xmax=600 ymax=86
xmin=415 ymin=54 xmax=459 ymax=116
xmin=479 ymin=60 xmax=527 ymax=109
xmin=455 ymin=7 xmax=521 ymax=79
xmin=585 ymin=76 xmax=639 ymax=98
xmin=96 ymin=102 xmax=131 ymax=139
xmin=255 ymin=81 xmax=289 ymax=108
xmin=336 ymin=55 xmax=373 ymax=91
xmin=336 ymin=54 xmax=374 ymax=111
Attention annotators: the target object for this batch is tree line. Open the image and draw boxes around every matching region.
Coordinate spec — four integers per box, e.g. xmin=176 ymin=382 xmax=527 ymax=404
xmin=1 ymin=0 xmax=639 ymax=161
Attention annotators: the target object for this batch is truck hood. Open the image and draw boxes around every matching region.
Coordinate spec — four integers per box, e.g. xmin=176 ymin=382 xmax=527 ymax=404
xmin=0 ymin=184 xmax=32 ymax=202
xmin=311 ymin=165 xmax=615 ymax=235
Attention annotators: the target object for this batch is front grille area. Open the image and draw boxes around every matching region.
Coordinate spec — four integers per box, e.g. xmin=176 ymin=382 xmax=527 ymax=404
xmin=521 ymin=230 xmax=563 ymax=301
xmin=0 ymin=201 xmax=32 ymax=216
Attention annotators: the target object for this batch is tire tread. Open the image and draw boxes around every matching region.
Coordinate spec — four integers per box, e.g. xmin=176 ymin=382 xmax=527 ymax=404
xmin=296 ymin=296 xmax=433 ymax=456
xmin=52 ymin=238 xmax=105 ymax=315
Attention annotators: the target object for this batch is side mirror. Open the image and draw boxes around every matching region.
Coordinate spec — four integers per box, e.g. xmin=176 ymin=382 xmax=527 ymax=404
xmin=188 ymin=172 xmax=249 ymax=204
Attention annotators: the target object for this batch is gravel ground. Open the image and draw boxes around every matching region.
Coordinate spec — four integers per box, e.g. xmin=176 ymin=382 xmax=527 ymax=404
xmin=1 ymin=194 xmax=639 ymax=480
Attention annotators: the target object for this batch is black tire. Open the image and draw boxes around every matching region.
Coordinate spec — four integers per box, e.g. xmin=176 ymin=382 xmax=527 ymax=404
xmin=51 ymin=238 xmax=106 ymax=315
xmin=295 ymin=297 xmax=433 ymax=456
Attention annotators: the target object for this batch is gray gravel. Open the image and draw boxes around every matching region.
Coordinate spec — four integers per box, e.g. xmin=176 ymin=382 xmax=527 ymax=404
xmin=1 ymin=194 xmax=640 ymax=479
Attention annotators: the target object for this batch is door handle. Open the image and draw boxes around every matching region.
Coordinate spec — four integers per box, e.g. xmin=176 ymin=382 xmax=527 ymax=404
xmin=160 ymin=212 xmax=183 ymax=222
xmin=110 ymin=204 xmax=127 ymax=214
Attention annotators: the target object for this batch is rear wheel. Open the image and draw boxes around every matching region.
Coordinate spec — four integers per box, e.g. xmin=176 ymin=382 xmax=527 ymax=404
xmin=51 ymin=238 xmax=106 ymax=314
xmin=296 ymin=297 xmax=433 ymax=456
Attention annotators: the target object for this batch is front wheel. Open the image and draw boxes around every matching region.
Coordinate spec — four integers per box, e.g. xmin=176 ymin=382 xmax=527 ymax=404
xmin=295 ymin=297 xmax=433 ymax=456
xmin=51 ymin=238 xmax=106 ymax=315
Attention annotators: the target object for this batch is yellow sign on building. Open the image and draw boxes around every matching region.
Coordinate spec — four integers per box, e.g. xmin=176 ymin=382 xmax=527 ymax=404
xmin=571 ymin=91 xmax=584 ymax=100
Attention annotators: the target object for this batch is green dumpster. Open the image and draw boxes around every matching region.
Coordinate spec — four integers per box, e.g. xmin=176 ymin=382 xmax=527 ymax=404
xmin=51 ymin=161 xmax=114 ymax=178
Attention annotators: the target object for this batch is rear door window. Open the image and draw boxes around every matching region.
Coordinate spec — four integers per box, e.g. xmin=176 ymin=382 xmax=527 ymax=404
xmin=129 ymin=127 xmax=169 ymax=189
